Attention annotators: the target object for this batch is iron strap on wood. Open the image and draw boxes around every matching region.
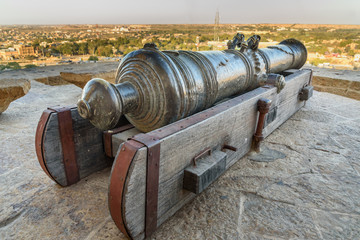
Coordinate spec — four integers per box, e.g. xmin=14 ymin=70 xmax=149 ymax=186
xmin=131 ymin=134 xmax=161 ymax=238
xmin=253 ymin=98 xmax=272 ymax=152
xmin=35 ymin=109 xmax=60 ymax=184
xmin=48 ymin=106 xmax=79 ymax=186
xmin=103 ymin=124 xmax=134 ymax=158
xmin=109 ymin=140 xmax=143 ymax=239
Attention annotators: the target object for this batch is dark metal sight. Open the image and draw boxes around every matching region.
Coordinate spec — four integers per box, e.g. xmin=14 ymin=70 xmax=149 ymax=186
xmin=77 ymin=35 xmax=307 ymax=132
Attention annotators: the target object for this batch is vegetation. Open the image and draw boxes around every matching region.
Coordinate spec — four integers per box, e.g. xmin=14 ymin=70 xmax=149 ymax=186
xmin=25 ymin=55 xmax=37 ymax=60
xmin=1 ymin=24 xmax=359 ymax=70
xmin=0 ymin=62 xmax=21 ymax=70
xmin=24 ymin=64 xmax=37 ymax=69
xmin=309 ymin=58 xmax=328 ymax=66
xmin=36 ymin=26 xmax=359 ymax=58
xmin=0 ymin=62 xmax=35 ymax=70
xmin=88 ymin=56 xmax=98 ymax=61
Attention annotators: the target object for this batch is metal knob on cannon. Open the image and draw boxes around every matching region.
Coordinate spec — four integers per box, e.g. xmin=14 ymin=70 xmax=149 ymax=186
xmin=77 ymin=35 xmax=307 ymax=132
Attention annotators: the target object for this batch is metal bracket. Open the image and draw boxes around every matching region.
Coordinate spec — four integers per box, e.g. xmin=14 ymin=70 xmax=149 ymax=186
xmin=47 ymin=106 xmax=79 ymax=186
xmin=264 ymin=106 xmax=278 ymax=128
xmin=103 ymin=124 xmax=134 ymax=158
xmin=222 ymin=144 xmax=237 ymax=152
xmin=253 ymin=98 xmax=272 ymax=152
xmin=131 ymin=133 xmax=161 ymax=238
xmin=192 ymin=147 xmax=212 ymax=167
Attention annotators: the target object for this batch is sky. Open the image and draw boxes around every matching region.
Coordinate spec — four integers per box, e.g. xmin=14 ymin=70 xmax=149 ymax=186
xmin=0 ymin=0 xmax=359 ymax=25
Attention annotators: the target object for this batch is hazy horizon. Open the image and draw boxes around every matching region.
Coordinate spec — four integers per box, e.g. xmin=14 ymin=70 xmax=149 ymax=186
xmin=1 ymin=0 xmax=359 ymax=25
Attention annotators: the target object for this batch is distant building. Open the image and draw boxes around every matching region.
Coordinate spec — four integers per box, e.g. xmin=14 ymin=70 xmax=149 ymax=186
xmin=238 ymin=30 xmax=270 ymax=35
xmin=0 ymin=44 xmax=36 ymax=60
xmin=14 ymin=44 xmax=36 ymax=56
xmin=0 ymin=49 xmax=19 ymax=60
xmin=207 ymin=41 xmax=227 ymax=48
xmin=354 ymin=54 xmax=360 ymax=62
xmin=120 ymin=27 xmax=129 ymax=32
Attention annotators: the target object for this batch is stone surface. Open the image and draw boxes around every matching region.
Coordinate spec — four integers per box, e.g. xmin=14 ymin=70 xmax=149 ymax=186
xmin=0 ymin=78 xmax=31 ymax=113
xmin=0 ymin=66 xmax=359 ymax=239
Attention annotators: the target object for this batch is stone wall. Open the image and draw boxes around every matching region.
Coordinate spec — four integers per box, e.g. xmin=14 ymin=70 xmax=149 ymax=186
xmin=0 ymin=62 xmax=118 ymax=113
xmin=60 ymin=70 xmax=116 ymax=88
xmin=0 ymin=78 xmax=31 ymax=113
xmin=309 ymin=66 xmax=360 ymax=100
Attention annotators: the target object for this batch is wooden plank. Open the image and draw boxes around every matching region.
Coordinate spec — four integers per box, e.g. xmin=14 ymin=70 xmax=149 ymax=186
xmin=42 ymin=107 xmax=111 ymax=186
xmin=112 ymin=128 xmax=142 ymax=157
xmin=116 ymin=69 xmax=312 ymax=239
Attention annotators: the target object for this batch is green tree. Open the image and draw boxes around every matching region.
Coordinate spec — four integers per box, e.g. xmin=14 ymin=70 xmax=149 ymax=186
xmin=348 ymin=49 xmax=355 ymax=56
xmin=88 ymin=56 xmax=98 ymax=61
xmin=32 ymin=39 xmax=40 ymax=48
xmin=97 ymin=45 xmax=113 ymax=57
xmin=88 ymin=41 xmax=97 ymax=55
xmin=339 ymin=40 xmax=351 ymax=48
xmin=333 ymin=48 xmax=342 ymax=54
xmin=24 ymin=64 xmax=37 ymax=69
xmin=58 ymin=43 xmax=75 ymax=55
xmin=310 ymin=58 xmax=327 ymax=66
xmin=25 ymin=55 xmax=37 ymax=60
xmin=6 ymin=62 xmax=21 ymax=70
xmin=78 ymin=42 xmax=88 ymax=55
xmin=116 ymin=37 xmax=130 ymax=46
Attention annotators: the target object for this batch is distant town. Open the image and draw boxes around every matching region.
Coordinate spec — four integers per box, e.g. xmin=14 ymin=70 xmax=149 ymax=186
xmin=1 ymin=24 xmax=360 ymax=71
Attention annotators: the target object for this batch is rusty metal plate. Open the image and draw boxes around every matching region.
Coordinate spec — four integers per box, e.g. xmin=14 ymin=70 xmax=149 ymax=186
xmin=35 ymin=109 xmax=59 ymax=183
xmin=131 ymin=134 xmax=161 ymax=238
xmin=103 ymin=124 xmax=134 ymax=158
xmin=48 ymin=106 xmax=79 ymax=186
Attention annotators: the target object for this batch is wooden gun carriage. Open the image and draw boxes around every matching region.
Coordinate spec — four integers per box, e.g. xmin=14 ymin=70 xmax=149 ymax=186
xmin=35 ymin=35 xmax=313 ymax=239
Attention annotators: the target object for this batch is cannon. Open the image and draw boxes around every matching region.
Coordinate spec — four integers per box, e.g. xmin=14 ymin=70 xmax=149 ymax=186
xmin=35 ymin=34 xmax=313 ymax=239
xmin=77 ymin=34 xmax=307 ymax=132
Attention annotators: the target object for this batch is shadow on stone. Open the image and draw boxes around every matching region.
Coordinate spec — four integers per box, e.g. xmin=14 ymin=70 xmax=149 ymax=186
xmin=248 ymin=146 xmax=286 ymax=162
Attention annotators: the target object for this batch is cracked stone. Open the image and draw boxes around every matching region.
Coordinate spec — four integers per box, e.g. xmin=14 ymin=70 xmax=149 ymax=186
xmin=239 ymin=194 xmax=321 ymax=239
xmin=312 ymin=210 xmax=360 ymax=240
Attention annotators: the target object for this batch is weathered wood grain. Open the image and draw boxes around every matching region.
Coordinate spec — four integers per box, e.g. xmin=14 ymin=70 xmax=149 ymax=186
xmin=114 ymin=69 xmax=312 ymax=239
xmin=42 ymin=107 xmax=111 ymax=186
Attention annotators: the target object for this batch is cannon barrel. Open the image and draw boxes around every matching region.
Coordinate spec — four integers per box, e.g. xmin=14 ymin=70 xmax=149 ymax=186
xmin=77 ymin=36 xmax=307 ymax=132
